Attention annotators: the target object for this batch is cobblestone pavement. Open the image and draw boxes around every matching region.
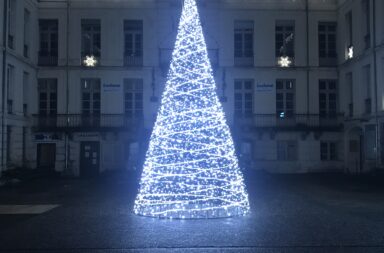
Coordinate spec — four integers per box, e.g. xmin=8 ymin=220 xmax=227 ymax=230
xmin=0 ymin=170 xmax=384 ymax=252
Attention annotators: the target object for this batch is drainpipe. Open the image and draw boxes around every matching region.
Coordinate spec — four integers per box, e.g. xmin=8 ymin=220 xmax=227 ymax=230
xmin=305 ymin=0 xmax=310 ymax=115
xmin=1 ymin=0 xmax=8 ymax=176
xmin=372 ymin=0 xmax=379 ymax=168
xmin=64 ymin=0 xmax=70 ymax=173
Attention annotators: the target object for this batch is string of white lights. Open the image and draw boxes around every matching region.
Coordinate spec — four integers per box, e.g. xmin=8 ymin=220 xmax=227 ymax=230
xmin=134 ymin=0 xmax=250 ymax=219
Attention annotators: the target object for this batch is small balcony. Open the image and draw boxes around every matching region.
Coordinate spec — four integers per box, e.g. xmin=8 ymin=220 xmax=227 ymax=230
xmin=319 ymin=56 xmax=337 ymax=67
xmin=38 ymin=51 xmax=58 ymax=66
xmin=234 ymin=56 xmax=254 ymax=67
xmin=32 ymin=114 xmax=143 ymax=132
xmin=124 ymin=54 xmax=143 ymax=67
xmin=234 ymin=114 xmax=344 ymax=131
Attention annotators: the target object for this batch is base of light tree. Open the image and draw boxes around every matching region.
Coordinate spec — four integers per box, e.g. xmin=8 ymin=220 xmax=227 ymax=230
xmin=134 ymin=204 xmax=249 ymax=219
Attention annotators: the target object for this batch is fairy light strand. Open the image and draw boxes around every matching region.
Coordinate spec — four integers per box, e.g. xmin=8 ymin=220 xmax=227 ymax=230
xmin=133 ymin=0 xmax=250 ymax=219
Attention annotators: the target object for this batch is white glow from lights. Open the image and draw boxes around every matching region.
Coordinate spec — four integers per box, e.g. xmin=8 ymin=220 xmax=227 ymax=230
xmin=347 ymin=46 xmax=354 ymax=59
xmin=278 ymin=56 xmax=292 ymax=67
xmin=83 ymin=55 xmax=97 ymax=67
xmin=133 ymin=0 xmax=250 ymax=219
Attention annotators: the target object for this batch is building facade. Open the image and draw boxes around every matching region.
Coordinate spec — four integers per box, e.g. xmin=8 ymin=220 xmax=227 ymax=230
xmin=0 ymin=0 xmax=383 ymax=177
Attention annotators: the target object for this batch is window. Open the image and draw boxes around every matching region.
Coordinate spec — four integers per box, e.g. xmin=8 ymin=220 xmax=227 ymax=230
xmin=234 ymin=79 xmax=253 ymax=116
xmin=345 ymin=11 xmax=353 ymax=59
xmin=381 ymin=124 xmax=384 ymax=164
xmin=275 ymin=20 xmax=295 ymax=59
xmin=319 ymin=80 xmax=338 ymax=118
xmin=6 ymin=65 xmax=14 ymax=114
xmin=23 ymin=72 xmax=29 ymax=115
xmin=363 ymin=65 xmax=371 ymax=114
xmin=38 ymin=79 xmax=57 ymax=116
xmin=23 ymin=9 xmax=30 ymax=58
xmin=7 ymin=0 xmax=16 ymax=49
xmin=124 ymin=79 xmax=143 ymax=118
xmin=365 ymin=125 xmax=376 ymax=160
xmin=124 ymin=20 xmax=143 ymax=66
xmin=81 ymin=19 xmax=101 ymax=65
xmin=39 ymin=19 xmax=58 ymax=66
xmin=234 ymin=21 xmax=254 ymax=66
xmin=6 ymin=126 xmax=12 ymax=164
xmin=318 ymin=22 xmax=337 ymax=66
xmin=22 ymin=127 xmax=27 ymax=166
xmin=277 ymin=141 xmax=297 ymax=161
xmin=81 ymin=79 xmax=101 ymax=117
xmin=362 ymin=0 xmax=371 ymax=49
xmin=320 ymin=142 xmax=338 ymax=161
xmin=345 ymin=73 xmax=353 ymax=117
xmin=276 ymin=79 xmax=295 ymax=118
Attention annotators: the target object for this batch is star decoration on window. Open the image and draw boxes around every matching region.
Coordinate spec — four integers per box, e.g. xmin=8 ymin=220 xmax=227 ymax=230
xmin=83 ymin=55 xmax=98 ymax=67
xmin=278 ymin=56 xmax=292 ymax=67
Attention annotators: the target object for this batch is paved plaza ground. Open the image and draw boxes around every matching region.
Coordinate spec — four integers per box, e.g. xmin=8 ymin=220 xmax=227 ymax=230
xmin=0 ymin=170 xmax=384 ymax=252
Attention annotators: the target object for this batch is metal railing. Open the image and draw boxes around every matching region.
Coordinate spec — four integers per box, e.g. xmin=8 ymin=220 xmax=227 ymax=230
xmin=32 ymin=114 xmax=143 ymax=131
xmin=124 ymin=55 xmax=143 ymax=67
xmin=319 ymin=56 xmax=337 ymax=67
xmin=234 ymin=113 xmax=344 ymax=129
xmin=33 ymin=113 xmax=343 ymax=131
xmin=38 ymin=51 xmax=58 ymax=66
xmin=234 ymin=56 xmax=254 ymax=67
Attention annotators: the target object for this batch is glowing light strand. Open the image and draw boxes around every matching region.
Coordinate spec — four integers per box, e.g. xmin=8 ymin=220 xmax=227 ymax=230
xmin=133 ymin=0 xmax=250 ymax=219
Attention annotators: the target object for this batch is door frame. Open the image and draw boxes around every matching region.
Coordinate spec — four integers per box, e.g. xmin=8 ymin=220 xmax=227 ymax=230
xmin=346 ymin=126 xmax=364 ymax=174
xmin=80 ymin=141 xmax=100 ymax=178
xmin=36 ymin=143 xmax=56 ymax=170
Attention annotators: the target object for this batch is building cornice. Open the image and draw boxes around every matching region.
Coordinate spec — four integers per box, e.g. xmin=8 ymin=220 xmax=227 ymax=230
xmin=37 ymin=0 xmax=338 ymax=10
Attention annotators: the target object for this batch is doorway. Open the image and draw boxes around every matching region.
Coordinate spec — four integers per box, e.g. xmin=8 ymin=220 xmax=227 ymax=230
xmin=37 ymin=143 xmax=56 ymax=170
xmin=80 ymin=141 xmax=100 ymax=178
xmin=347 ymin=127 xmax=363 ymax=174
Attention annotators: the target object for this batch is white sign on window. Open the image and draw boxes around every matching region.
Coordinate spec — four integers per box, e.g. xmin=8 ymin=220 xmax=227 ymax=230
xmin=256 ymin=82 xmax=274 ymax=92
xmin=103 ymin=83 xmax=121 ymax=92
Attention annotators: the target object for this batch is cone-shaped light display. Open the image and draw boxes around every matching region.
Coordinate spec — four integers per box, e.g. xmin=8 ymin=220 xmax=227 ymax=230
xmin=134 ymin=0 xmax=250 ymax=219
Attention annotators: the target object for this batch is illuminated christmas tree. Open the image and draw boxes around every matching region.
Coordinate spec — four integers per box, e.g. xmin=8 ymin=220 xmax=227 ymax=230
xmin=133 ymin=0 xmax=250 ymax=219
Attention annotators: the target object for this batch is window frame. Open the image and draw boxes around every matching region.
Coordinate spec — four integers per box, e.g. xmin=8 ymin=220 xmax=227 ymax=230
xmin=234 ymin=79 xmax=254 ymax=117
xmin=318 ymin=22 xmax=337 ymax=66
xmin=234 ymin=20 xmax=254 ymax=66
xmin=276 ymin=79 xmax=295 ymax=118
xmin=275 ymin=20 xmax=295 ymax=59
xmin=277 ymin=140 xmax=298 ymax=161
xmin=38 ymin=78 xmax=58 ymax=116
xmin=124 ymin=78 xmax=144 ymax=118
xmin=319 ymin=79 xmax=338 ymax=118
xmin=320 ymin=141 xmax=338 ymax=161
xmin=81 ymin=19 xmax=101 ymax=61
xmin=81 ymin=78 xmax=101 ymax=116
